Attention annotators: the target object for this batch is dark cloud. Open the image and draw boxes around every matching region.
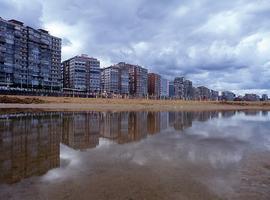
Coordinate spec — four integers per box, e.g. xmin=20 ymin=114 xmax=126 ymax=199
xmin=1 ymin=0 xmax=270 ymax=95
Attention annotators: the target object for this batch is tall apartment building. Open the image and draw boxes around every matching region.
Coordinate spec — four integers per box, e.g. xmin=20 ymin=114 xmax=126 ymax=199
xmin=160 ymin=78 xmax=169 ymax=98
xmin=0 ymin=18 xmax=62 ymax=89
xmin=174 ymin=77 xmax=185 ymax=99
xmin=243 ymin=93 xmax=260 ymax=101
xmin=148 ymin=73 xmax=161 ymax=97
xmin=101 ymin=64 xmax=129 ymax=95
xmin=169 ymin=81 xmax=175 ymax=97
xmin=197 ymin=86 xmax=211 ymax=100
xmin=210 ymin=90 xmax=219 ymax=101
xmin=262 ymin=94 xmax=268 ymax=101
xmin=221 ymin=91 xmax=235 ymax=101
xmin=118 ymin=62 xmax=148 ymax=97
xmin=62 ymin=54 xmax=100 ymax=92
xmin=183 ymin=79 xmax=193 ymax=100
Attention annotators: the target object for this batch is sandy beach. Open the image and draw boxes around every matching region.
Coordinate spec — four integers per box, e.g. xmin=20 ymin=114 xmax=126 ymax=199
xmin=0 ymin=95 xmax=270 ymax=113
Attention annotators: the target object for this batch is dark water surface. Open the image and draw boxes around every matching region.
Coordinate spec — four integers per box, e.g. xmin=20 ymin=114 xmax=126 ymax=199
xmin=0 ymin=110 xmax=269 ymax=200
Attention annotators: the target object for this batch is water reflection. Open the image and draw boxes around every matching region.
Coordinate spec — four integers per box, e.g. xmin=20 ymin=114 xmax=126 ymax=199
xmin=0 ymin=110 xmax=269 ymax=187
xmin=0 ymin=114 xmax=61 ymax=184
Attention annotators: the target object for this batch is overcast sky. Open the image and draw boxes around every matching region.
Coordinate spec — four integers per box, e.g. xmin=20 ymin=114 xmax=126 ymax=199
xmin=0 ymin=0 xmax=270 ymax=95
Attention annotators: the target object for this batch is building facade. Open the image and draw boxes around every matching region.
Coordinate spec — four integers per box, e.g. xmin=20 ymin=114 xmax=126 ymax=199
xmin=221 ymin=91 xmax=235 ymax=101
xmin=118 ymin=62 xmax=148 ymax=97
xmin=174 ymin=77 xmax=185 ymax=99
xmin=62 ymin=54 xmax=100 ymax=92
xmin=262 ymin=94 xmax=268 ymax=101
xmin=160 ymin=78 xmax=169 ymax=98
xmin=210 ymin=90 xmax=219 ymax=101
xmin=148 ymin=73 xmax=161 ymax=98
xmin=0 ymin=18 xmax=62 ymax=89
xmin=183 ymin=79 xmax=193 ymax=100
xmin=101 ymin=65 xmax=129 ymax=95
xmin=243 ymin=93 xmax=260 ymax=101
xmin=169 ymin=81 xmax=175 ymax=97
xmin=197 ymin=86 xmax=211 ymax=100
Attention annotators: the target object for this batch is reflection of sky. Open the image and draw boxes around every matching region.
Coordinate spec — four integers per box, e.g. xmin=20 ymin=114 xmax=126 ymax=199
xmin=1 ymin=111 xmax=270 ymax=199
xmin=41 ymin=111 xmax=269 ymax=170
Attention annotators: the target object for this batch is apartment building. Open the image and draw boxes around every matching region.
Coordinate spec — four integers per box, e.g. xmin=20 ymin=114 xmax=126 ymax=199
xmin=183 ymin=79 xmax=193 ymax=100
xmin=148 ymin=73 xmax=161 ymax=98
xmin=160 ymin=78 xmax=169 ymax=98
xmin=62 ymin=54 xmax=100 ymax=92
xmin=197 ymin=86 xmax=211 ymax=100
xmin=101 ymin=64 xmax=129 ymax=95
xmin=169 ymin=81 xmax=175 ymax=97
xmin=221 ymin=91 xmax=236 ymax=101
xmin=210 ymin=90 xmax=219 ymax=101
xmin=0 ymin=17 xmax=61 ymax=89
xmin=174 ymin=77 xmax=185 ymax=99
xmin=117 ymin=62 xmax=148 ymax=97
xmin=262 ymin=94 xmax=268 ymax=101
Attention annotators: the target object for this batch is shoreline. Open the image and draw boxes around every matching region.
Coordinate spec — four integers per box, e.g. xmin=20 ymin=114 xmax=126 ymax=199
xmin=0 ymin=95 xmax=270 ymax=114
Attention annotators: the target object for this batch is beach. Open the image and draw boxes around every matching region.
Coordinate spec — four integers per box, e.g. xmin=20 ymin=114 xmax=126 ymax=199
xmin=0 ymin=95 xmax=269 ymax=113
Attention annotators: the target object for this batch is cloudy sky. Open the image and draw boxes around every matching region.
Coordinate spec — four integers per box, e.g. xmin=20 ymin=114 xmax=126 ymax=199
xmin=1 ymin=0 xmax=270 ymax=95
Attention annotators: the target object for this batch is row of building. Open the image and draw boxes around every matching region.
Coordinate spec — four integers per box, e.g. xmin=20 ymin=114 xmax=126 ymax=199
xmin=62 ymin=54 xmax=221 ymax=100
xmin=0 ymin=17 xmax=268 ymax=100
xmin=221 ymin=91 xmax=269 ymax=101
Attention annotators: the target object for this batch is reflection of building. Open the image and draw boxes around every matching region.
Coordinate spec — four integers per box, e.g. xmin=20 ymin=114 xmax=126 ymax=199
xmin=0 ymin=114 xmax=61 ymax=184
xmin=100 ymin=112 xmax=122 ymax=140
xmin=262 ymin=111 xmax=268 ymax=116
xmin=160 ymin=112 xmax=169 ymax=131
xmin=147 ymin=112 xmax=161 ymax=134
xmin=62 ymin=113 xmax=100 ymax=150
xmin=128 ymin=112 xmax=148 ymax=141
xmin=221 ymin=111 xmax=236 ymax=118
xmin=99 ymin=112 xmax=148 ymax=144
xmin=243 ymin=110 xmax=260 ymax=116
xmin=168 ymin=112 xmax=193 ymax=131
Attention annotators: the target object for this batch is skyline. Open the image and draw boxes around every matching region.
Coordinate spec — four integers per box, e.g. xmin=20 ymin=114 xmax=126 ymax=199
xmin=0 ymin=0 xmax=270 ymax=95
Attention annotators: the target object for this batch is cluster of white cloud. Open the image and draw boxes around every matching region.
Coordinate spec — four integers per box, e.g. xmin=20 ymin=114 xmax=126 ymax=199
xmin=0 ymin=0 xmax=269 ymax=95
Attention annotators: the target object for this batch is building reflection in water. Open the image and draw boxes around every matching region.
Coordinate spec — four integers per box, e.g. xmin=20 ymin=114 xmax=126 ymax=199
xmin=62 ymin=112 xmax=100 ymax=150
xmin=0 ymin=113 xmax=61 ymax=184
xmin=0 ymin=110 xmax=264 ymax=184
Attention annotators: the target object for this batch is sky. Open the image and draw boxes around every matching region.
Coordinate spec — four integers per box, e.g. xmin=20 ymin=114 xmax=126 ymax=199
xmin=0 ymin=0 xmax=270 ymax=95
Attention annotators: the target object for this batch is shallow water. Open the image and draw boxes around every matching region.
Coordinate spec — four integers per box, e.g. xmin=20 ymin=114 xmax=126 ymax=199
xmin=0 ymin=110 xmax=270 ymax=200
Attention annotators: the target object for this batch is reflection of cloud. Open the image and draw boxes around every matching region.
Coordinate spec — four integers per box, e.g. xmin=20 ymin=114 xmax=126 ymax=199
xmin=41 ymin=144 xmax=81 ymax=182
xmin=2 ymin=111 xmax=270 ymax=200
xmin=186 ymin=139 xmax=244 ymax=168
xmin=96 ymin=138 xmax=115 ymax=148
